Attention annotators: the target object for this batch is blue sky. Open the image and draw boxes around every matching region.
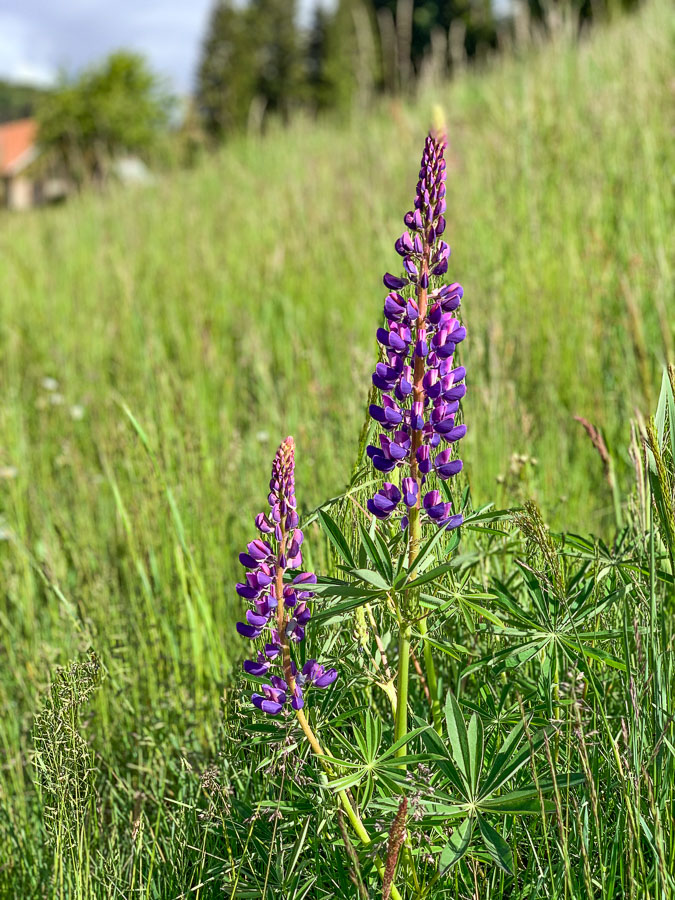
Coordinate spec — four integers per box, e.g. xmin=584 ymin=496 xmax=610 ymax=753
xmin=0 ymin=0 xmax=325 ymax=94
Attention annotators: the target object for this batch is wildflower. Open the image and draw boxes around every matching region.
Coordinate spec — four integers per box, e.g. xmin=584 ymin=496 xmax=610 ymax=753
xmin=236 ymin=436 xmax=337 ymax=714
xmin=367 ymin=132 xmax=466 ymax=530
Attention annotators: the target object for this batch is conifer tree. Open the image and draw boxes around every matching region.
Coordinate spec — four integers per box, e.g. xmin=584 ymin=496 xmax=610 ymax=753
xmin=306 ymin=5 xmax=332 ymax=112
xmin=196 ymin=0 xmax=257 ymax=139
xmin=321 ymin=0 xmax=379 ymax=114
xmin=248 ymin=0 xmax=303 ymax=122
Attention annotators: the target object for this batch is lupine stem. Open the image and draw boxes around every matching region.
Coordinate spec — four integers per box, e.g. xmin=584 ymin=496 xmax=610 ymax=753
xmin=394 ymin=621 xmax=412 ymax=758
xmin=409 ymin=254 xmax=443 ymax=734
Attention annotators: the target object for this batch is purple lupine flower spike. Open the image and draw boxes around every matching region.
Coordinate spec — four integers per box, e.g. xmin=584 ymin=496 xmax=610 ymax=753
xmin=236 ymin=436 xmax=337 ymax=714
xmin=367 ymin=131 xmax=466 ymax=531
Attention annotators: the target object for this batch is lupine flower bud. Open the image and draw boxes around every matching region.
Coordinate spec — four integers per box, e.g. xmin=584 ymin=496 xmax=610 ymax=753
xmin=366 ymin=131 xmax=466 ymax=530
xmin=236 ymin=437 xmax=337 ymax=714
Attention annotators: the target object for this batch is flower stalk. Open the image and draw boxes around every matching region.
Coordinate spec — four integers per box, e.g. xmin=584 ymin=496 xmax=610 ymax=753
xmin=367 ymin=131 xmax=467 ymax=741
xmin=236 ymin=436 xmax=402 ymax=900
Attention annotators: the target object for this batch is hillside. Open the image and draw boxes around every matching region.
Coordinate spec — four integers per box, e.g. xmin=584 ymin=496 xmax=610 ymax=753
xmin=0 ymin=2 xmax=672 ymax=893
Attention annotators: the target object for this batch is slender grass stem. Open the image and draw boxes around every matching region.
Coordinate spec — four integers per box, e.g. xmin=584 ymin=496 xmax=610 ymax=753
xmin=418 ymin=614 xmax=442 ymax=732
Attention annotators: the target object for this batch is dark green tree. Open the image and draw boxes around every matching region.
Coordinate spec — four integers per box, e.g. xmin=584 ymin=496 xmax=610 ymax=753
xmin=371 ymin=0 xmax=498 ymax=82
xmin=197 ymin=0 xmax=302 ymax=138
xmin=36 ymin=51 xmax=170 ymax=183
xmin=305 ymin=5 xmax=332 ymax=111
xmin=0 ymin=80 xmax=47 ymax=124
xmin=196 ymin=0 xmax=257 ymax=139
xmin=318 ymin=0 xmax=380 ymax=114
xmin=248 ymin=0 xmax=303 ymax=122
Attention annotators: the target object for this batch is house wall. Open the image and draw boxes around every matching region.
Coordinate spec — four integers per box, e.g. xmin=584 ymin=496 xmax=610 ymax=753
xmin=5 ymin=175 xmax=34 ymax=210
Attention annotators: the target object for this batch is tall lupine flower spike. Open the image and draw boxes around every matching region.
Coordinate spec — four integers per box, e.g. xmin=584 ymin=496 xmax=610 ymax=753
xmin=368 ymin=131 xmax=466 ymax=531
xmin=236 ymin=436 xmax=337 ymax=715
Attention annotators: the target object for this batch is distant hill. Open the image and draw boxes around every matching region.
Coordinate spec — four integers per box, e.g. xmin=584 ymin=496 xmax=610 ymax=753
xmin=0 ymin=80 xmax=48 ymax=124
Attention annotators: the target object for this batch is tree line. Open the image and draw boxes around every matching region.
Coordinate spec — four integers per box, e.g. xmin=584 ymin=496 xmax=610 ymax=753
xmin=195 ymin=0 xmax=639 ymax=141
xmin=1 ymin=0 xmax=639 ymax=186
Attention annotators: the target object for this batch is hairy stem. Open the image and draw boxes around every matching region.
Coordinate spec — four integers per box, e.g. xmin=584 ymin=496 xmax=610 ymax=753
xmin=408 ymin=251 xmax=442 ymax=732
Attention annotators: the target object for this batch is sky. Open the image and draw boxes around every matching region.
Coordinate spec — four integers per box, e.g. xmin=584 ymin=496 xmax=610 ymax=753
xmin=0 ymin=0 xmax=324 ymax=94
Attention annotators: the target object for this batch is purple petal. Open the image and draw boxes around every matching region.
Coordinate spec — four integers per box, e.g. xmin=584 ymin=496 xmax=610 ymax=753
xmin=383 ymin=273 xmax=408 ymax=290
xmin=236 ymin=622 xmax=262 ymax=639
xmin=243 ymin=659 xmax=269 ymax=677
xmin=314 ymin=669 xmax=338 ymax=688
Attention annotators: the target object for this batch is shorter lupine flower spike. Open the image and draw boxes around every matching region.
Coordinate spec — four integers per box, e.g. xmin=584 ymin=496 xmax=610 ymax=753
xmin=237 ymin=437 xmax=337 ymax=715
xmin=367 ymin=130 xmax=467 ymax=530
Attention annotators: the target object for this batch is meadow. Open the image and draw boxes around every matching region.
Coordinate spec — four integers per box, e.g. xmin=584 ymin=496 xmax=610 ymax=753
xmin=0 ymin=1 xmax=673 ymax=896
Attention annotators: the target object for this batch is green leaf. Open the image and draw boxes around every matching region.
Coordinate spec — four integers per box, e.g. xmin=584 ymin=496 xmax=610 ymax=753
xmin=358 ymin=522 xmax=388 ymax=580
xmin=537 ymin=773 xmax=585 ymax=793
xmin=284 ymin=816 xmax=312 ymax=882
xmin=665 ymin=368 xmax=675 ymax=465
xmin=372 ymin=525 xmax=394 ymax=583
xmin=439 ymin=816 xmax=474 ymax=873
xmin=408 ymin=525 xmax=453 ymax=575
xmin=445 ymin=692 xmax=471 ymax=787
xmin=316 ymin=509 xmax=355 ymax=568
xmin=325 ymin=769 xmax=367 ymax=792
xmin=377 ymin=725 xmax=431 ymax=762
xmin=655 ymin=368 xmax=669 ymax=447
xmin=459 ymin=597 xmax=505 ymax=627
xmin=350 ymin=568 xmax=390 ymax=591
xmin=462 ymin=505 xmax=518 ymax=525
xmin=478 ymin=795 xmax=555 ymax=815
xmin=311 ymin=594 xmax=380 ymax=627
xmin=404 ymin=562 xmax=456 ymax=590
xmin=312 ymin=577 xmax=377 ymax=598
xmin=482 ymin=722 xmax=524 ymax=793
xmin=467 ymin=712 xmax=484 ymax=796
xmin=478 ymin=816 xmax=513 ymax=874
xmin=414 ymin=716 xmax=467 ymax=796
xmin=481 ymin=730 xmax=548 ymax=797
xmin=561 ymin=638 xmax=627 ymax=671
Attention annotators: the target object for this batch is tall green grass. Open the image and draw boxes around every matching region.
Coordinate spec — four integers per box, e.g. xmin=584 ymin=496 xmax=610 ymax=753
xmin=0 ymin=2 xmax=672 ymax=895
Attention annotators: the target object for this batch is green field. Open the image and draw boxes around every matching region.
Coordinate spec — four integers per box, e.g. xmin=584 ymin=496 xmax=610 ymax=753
xmin=0 ymin=1 xmax=673 ymax=895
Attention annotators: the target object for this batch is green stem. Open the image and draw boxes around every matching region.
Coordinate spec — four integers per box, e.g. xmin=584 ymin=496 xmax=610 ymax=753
xmin=409 ymin=500 xmax=442 ymax=733
xmin=394 ymin=622 xmax=412 ymax=758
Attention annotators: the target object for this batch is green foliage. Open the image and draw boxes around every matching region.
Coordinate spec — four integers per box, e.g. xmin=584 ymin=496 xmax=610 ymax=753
xmin=318 ymin=0 xmax=379 ymax=113
xmin=196 ymin=0 xmax=259 ymax=138
xmin=36 ymin=51 xmax=171 ymax=182
xmin=0 ymin=80 xmax=47 ymax=124
xmin=197 ymin=0 xmax=303 ymax=139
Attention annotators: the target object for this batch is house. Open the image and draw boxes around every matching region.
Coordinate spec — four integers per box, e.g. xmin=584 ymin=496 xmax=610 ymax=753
xmin=0 ymin=118 xmax=70 ymax=210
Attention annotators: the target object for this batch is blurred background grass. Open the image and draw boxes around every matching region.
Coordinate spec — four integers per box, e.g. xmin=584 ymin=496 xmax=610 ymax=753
xmin=0 ymin=0 xmax=672 ymax=891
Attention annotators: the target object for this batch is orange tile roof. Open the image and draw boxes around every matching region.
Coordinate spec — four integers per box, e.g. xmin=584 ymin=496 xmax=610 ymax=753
xmin=0 ymin=118 xmax=38 ymax=175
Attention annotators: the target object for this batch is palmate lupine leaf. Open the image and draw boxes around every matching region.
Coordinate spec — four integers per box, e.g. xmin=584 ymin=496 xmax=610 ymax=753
xmin=320 ymin=724 xmax=433 ymax=797
xmin=409 ymin=693 xmax=584 ymax=877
